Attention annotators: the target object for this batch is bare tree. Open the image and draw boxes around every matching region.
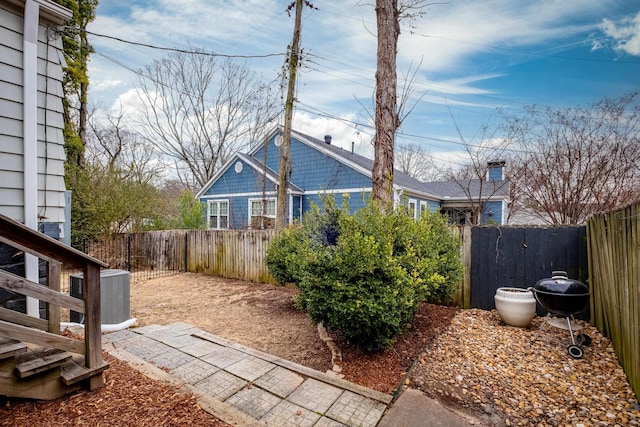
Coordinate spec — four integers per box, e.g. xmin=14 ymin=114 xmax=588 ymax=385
xmin=395 ymin=142 xmax=442 ymax=181
xmin=87 ymin=108 xmax=165 ymax=185
xmin=441 ymin=111 xmax=512 ymax=225
xmin=136 ymin=50 xmax=278 ymax=189
xmin=506 ymin=92 xmax=640 ymax=225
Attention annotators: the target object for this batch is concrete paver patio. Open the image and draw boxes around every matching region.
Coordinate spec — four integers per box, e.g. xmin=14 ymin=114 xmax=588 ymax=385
xmin=102 ymin=322 xmax=392 ymax=427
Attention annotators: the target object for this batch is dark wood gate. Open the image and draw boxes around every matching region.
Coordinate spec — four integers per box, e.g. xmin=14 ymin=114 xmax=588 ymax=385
xmin=469 ymin=226 xmax=588 ymax=311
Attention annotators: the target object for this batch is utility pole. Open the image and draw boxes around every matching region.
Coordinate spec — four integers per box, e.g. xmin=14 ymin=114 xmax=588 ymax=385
xmin=276 ymin=0 xmax=304 ymax=230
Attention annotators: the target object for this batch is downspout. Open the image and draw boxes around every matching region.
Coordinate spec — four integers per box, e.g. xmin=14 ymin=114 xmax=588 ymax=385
xmin=24 ymin=0 xmax=40 ymax=317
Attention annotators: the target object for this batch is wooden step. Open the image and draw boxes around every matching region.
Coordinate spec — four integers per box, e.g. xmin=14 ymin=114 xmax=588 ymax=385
xmin=14 ymin=348 xmax=71 ymax=379
xmin=61 ymin=356 xmax=109 ymax=386
xmin=0 ymin=337 xmax=27 ymax=360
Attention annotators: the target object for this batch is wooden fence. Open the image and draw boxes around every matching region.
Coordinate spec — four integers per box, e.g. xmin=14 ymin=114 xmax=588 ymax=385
xmin=459 ymin=225 xmax=589 ymax=316
xmin=587 ymin=201 xmax=640 ymax=401
xmin=83 ymin=229 xmax=277 ymax=285
xmin=186 ymin=230 xmax=277 ymax=284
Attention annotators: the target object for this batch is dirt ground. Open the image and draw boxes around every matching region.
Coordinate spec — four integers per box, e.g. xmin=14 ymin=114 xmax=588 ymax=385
xmin=128 ymin=272 xmax=457 ymax=393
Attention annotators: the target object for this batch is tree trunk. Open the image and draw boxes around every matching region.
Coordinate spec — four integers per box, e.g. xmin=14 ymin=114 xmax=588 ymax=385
xmin=372 ymin=0 xmax=400 ymax=205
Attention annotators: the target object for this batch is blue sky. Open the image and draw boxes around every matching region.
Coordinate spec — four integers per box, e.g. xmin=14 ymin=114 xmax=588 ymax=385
xmin=87 ymin=0 xmax=640 ymax=167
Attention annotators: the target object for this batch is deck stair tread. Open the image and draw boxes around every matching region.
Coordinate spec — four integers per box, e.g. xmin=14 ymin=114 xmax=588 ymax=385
xmin=0 ymin=337 xmax=27 ymax=360
xmin=61 ymin=356 xmax=109 ymax=386
xmin=14 ymin=348 xmax=72 ymax=379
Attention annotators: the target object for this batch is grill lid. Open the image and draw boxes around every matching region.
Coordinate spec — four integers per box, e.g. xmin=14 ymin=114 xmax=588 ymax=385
xmin=534 ymin=271 xmax=588 ymax=295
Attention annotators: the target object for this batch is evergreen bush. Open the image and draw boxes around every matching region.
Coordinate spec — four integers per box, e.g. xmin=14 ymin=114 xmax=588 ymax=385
xmin=265 ymin=197 xmax=462 ymax=351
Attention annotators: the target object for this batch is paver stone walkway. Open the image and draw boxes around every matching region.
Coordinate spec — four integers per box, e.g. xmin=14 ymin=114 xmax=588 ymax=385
xmin=102 ymin=323 xmax=392 ymax=427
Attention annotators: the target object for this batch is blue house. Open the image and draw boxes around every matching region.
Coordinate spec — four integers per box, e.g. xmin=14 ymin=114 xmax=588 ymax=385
xmin=196 ymin=127 xmax=510 ymax=229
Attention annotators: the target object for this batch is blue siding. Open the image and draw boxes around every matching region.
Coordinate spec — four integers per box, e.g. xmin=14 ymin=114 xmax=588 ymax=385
xmin=253 ymin=134 xmax=280 ymax=172
xmin=302 ymin=191 xmax=371 ymax=216
xmin=426 ymin=200 xmax=441 ymax=211
xmin=254 ymin=136 xmax=371 ymax=192
xmin=488 ymin=166 xmax=504 ymax=181
xmin=483 ymin=201 xmax=504 ymax=224
xmin=203 ymin=159 xmax=276 ymax=196
xmin=199 ymin=131 xmax=508 ymax=229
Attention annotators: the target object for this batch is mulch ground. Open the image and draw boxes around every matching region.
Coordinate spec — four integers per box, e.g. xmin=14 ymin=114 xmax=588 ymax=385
xmin=0 ymin=352 xmax=228 ymax=427
xmin=336 ymin=303 xmax=458 ymax=394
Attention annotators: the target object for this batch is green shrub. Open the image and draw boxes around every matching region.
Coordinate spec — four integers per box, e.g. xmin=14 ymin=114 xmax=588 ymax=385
xmin=265 ymin=197 xmax=462 ymax=351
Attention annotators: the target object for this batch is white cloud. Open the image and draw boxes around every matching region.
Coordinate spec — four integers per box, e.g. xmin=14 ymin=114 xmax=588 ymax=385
xmin=293 ymin=111 xmax=374 ymax=158
xmin=91 ymin=79 xmax=123 ymax=91
xmin=396 ymin=0 xmax=613 ymax=71
xmin=600 ymin=11 xmax=640 ymax=56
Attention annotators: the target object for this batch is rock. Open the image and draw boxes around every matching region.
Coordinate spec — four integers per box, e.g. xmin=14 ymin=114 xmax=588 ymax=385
xmin=408 ymin=309 xmax=639 ymax=426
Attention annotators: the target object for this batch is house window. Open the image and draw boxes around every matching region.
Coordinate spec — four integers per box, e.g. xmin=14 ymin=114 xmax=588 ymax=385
xmin=419 ymin=201 xmax=428 ymax=213
xmin=208 ymin=201 xmax=229 ymax=229
xmin=442 ymin=208 xmax=475 ymax=226
xmin=408 ymin=199 xmax=417 ymax=219
xmin=249 ymin=198 xmax=276 ymax=229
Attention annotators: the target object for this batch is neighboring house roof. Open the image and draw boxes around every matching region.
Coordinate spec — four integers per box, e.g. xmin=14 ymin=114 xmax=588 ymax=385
xmin=421 ymin=179 xmax=510 ymax=201
xmin=286 ymin=129 xmax=444 ymax=200
xmin=198 ymin=126 xmax=510 ymax=206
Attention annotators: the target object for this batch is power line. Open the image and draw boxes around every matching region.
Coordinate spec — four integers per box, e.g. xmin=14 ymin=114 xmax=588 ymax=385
xmin=295 ymin=100 xmax=544 ymax=157
xmin=94 ymin=50 xmax=283 ymax=110
xmin=71 ymin=27 xmax=286 ymax=59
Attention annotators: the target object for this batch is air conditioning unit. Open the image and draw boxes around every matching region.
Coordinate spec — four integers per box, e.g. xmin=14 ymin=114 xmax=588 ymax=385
xmin=70 ymin=269 xmax=130 ymax=325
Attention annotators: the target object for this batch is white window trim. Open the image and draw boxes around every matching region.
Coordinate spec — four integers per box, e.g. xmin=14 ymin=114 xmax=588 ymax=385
xmin=419 ymin=201 xmax=428 ymax=213
xmin=208 ymin=200 xmax=229 ymax=229
xmin=248 ymin=197 xmax=277 ymax=222
xmin=408 ymin=198 xmax=418 ymax=219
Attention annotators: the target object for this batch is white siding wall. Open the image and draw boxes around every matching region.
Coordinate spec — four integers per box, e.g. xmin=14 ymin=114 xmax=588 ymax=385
xmin=0 ymin=0 xmax=69 ymax=226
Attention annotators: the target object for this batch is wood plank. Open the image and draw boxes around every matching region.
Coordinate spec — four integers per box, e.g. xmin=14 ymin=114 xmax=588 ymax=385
xmin=0 ymin=214 xmax=108 ymax=269
xmin=83 ymin=264 xmax=104 ymax=390
xmin=0 ymin=364 xmax=82 ymax=400
xmin=0 ymin=268 xmax=85 ymax=313
xmin=0 ymin=306 xmax=49 ymax=330
xmin=0 ymin=320 xmax=85 ymax=354
xmin=61 ymin=357 xmax=109 ymax=386
xmin=47 ymin=261 xmax=61 ymax=334
xmin=463 ymin=225 xmax=471 ymax=308
xmin=0 ymin=337 xmax=27 ymax=360
xmin=15 ymin=349 xmax=71 ymax=379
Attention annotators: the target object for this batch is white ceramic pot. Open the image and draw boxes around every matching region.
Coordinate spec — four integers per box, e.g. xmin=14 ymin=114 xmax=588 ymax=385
xmin=494 ymin=287 xmax=536 ymax=328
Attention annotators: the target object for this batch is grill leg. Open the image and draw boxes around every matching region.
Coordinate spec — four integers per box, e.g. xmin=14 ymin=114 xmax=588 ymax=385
xmin=532 ymin=314 xmax=551 ymax=344
xmin=565 ymin=316 xmax=578 ymax=346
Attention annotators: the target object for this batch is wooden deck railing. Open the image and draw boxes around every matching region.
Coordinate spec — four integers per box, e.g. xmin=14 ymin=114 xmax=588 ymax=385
xmin=0 ymin=214 xmax=108 ymax=390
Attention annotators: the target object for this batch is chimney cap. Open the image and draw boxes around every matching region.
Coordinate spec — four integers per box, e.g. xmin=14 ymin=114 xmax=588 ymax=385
xmin=324 ymin=135 xmax=332 ymax=144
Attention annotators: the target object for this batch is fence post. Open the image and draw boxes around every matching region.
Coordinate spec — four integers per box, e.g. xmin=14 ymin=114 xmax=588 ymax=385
xmin=127 ymin=234 xmax=132 ymax=272
xmin=463 ymin=225 xmax=472 ymax=309
xmin=184 ymin=232 xmax=188 ymax=272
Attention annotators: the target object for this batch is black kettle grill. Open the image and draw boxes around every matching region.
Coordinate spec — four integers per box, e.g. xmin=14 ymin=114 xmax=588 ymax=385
xmin=529 ymin=271 xmax=591 ymax=359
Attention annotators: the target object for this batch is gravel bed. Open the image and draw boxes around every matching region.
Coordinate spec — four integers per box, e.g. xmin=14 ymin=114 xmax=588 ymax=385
xmin=411 ymin=309 xmax=640 ymax=426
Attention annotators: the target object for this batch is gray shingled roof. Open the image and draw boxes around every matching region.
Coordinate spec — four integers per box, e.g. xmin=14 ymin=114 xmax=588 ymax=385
xmin=420 ymin=179 xmax=510 ymax=200
xmin=290 ymin=130 xmax=510 ymax=200
xmin=290 ymin=129 xmax=439 ymax=196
